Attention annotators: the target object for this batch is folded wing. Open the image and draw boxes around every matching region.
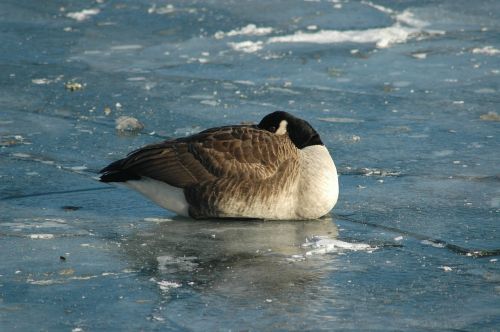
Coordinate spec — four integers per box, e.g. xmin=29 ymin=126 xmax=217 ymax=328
xmin=99 ymin=126 xmax=297 ymax=188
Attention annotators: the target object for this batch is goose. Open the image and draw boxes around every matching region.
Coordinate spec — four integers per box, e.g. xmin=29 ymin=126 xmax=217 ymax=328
xmin=100 ymin=111 xmax=339 ymax=220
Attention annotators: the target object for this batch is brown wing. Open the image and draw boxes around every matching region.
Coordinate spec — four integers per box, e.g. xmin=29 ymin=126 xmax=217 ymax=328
xmin=99 ymin=125 xmax=298 ymax=188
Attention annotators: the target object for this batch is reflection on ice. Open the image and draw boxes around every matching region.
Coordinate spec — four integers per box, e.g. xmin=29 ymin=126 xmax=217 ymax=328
xmin=129 ymin=216 xmax=338 ymax=258
xmin=122 ymin=217 xmax=371 ymax=297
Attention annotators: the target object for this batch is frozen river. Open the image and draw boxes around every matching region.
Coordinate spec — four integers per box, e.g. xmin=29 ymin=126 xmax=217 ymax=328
xmin=1 ymin=0 xmax=499 ymax=330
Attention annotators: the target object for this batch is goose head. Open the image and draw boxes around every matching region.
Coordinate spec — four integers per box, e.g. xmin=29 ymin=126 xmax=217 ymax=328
xmin=258 ymin=111 xmax=324 ymax=149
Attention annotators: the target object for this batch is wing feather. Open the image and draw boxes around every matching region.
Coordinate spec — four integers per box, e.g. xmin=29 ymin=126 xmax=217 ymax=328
xmin=100 ymin=126 xmax=297 ymax=188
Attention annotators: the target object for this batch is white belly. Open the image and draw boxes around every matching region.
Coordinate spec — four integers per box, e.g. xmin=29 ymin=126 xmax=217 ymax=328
xmin=125 ymin=177 xmax=189 ymax=217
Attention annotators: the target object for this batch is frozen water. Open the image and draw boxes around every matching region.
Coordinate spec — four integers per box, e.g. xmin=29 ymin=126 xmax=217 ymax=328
xmin=1 ymin=0 xmax=499 ymax=331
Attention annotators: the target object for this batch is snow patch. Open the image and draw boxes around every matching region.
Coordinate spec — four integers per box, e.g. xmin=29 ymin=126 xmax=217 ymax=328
xmin=29 ymin=234 xmax=55 ymax=240
xmin=148 ymin=4 xmax=175 ymax=14
xmin=127 ymin=77 xmax=147 ymax=81
xmin=69 ymin=165 xmax=88 ymax=172
xmin=200 ymin=99 xmax=219 ymax=106
xmin=228 ymin=41 xmax=264 ymax=53
xmin=110 ymin=45 xmax=143 ymax=51
xmin=234 ymin=80 xmax=255 ymax=85
xmin=395 ymin=10 xmax=428 ymax=28
xmin=27 ymin=279 xmax=62 ymax=285
xmin=412 ymin=52 xmax=427 ymax=59
xmin=144 ymin=217 xmax=173 ymax=223
xmin=66 ymin=9 xmax=100 ymax=22
xmin=359 ymin=168 xmax=401 ymax=177
xmin=153 ymin=279 xmax=182 ymax=292
xmin=215 ymin=24 xmax=273 ymax=39
xmin=302 ymin=236 xmax=375 ymax=256
xmin=421 ymin=239 xmax=446 ymax=248
xmin=362 ymin=1 xmax=395 ymax=15
xmin=269 ymin=24 xmax=439 ymax=48
xmin=267 ymin=9 xmax=442 ymax=49
xmin=472 ymin=46 xmax=500 ymax=56
xmin=32 ymin=78 xmax=52 ymax=85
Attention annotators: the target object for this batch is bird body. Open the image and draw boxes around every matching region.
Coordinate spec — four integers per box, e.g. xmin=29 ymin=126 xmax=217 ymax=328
xmin=100 ymin=112 xmax=338 ymax=220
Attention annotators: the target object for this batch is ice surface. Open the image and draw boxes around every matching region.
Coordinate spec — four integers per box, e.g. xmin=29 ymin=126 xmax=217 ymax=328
xmin=1 ymin=0 xmax=499 ymax=331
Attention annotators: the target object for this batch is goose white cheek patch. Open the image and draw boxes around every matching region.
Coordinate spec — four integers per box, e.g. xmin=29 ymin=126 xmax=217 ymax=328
xmin=275 ymin=120 xmax=288 ymax=135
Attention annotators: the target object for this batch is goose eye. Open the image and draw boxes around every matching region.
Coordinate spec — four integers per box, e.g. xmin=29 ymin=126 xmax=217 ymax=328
xmin=269 ymin=126 xmax=276 ymax=132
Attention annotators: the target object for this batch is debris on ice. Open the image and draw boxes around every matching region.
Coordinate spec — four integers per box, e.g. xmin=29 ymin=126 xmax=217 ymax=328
xmin=480 ymin=111 xmax=500 ymax=121
xmin=65 ymin=82 xmax=84 ymax=91
xmin=115 ymin=116 xmax=144 ymax=132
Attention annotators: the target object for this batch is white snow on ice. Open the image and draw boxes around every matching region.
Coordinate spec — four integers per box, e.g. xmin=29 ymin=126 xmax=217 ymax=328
xmin=472 ymin=46 xmax=500 ymax=56
xmin=148 ymin=4 xmax=175 ymax=14
xmin=66 ymin=9 xmax=100 ymax=22
xmin=268 ymin=10 xmax=442 ymax=49
xmin=215 ymin=24 xmax=274 ymax=39
xmin=110 ymin=45 xmax=143 ymax=51
xmin=226 ymin=5 xmax=443 ymax=53
xmin=29 ymin=234 xmax=55 ymax=240
xmin=302 ymin=236 xmax=376 ymax=256
xmin=152 ymin=278 xmax=182 ymax=292
xmin=228 ymin=41 xmax=264 ymax=53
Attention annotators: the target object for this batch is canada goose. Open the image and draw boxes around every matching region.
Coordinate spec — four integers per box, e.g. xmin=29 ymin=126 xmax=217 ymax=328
xmin=100 ymin=111 xmax=338 ymax=220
